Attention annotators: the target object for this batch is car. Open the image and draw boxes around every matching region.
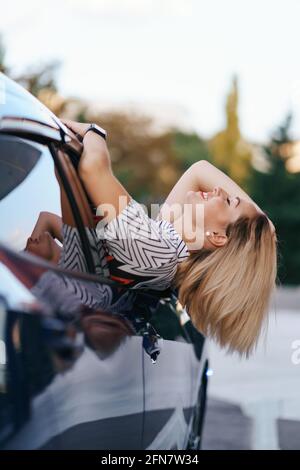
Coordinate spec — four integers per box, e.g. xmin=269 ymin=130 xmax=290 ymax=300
xmin=0 ymin=72 xmax=209 ymax=450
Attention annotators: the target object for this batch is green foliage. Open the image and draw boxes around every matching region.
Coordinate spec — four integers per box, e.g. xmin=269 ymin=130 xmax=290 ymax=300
xmin=78 ymin=108 xmax=183 ymax=204
xmin=250 ymin=113 xmax=300 ymax=285
xmin=0 ymin=34 xmax=9 ymax=74
xmin=14 ymin=61 xmax=61 ymax=96
xmin=1 ymin=33 xmax=299 ymax=286
xmin=209 ymin=75 xmax=253 ymax=192
xmin=170 ymin=130 xmax=212 ymax=171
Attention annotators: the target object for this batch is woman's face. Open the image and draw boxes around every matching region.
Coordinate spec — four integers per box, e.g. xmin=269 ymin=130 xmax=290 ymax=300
xmin=81 ymin=311 xmax=130 ymax=355
xmin=183 ymin=186 xmax=258 ymax=250
xmin=25 ymin=231 xmax=60 ymax=261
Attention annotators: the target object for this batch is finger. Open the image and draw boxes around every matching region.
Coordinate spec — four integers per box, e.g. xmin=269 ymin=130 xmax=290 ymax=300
xmin=60 ymin=119 xmax=81 ymax=133
xmin=60 ymin=118 xmax=72 ymax=125
xmin=60 ymin=118 xmax=76 ymax=129
xmin=60 ymin=119 xmax=76 ymax=133
xmin=61 ymin=119 xmax=88 ymax=137
xmin=61 ymin=121 xmax=83 ymax=142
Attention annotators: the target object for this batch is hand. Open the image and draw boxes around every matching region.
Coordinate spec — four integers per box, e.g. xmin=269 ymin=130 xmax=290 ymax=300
xmin=61 ymin=119 xmax=108 ymax=154
xmin=60 ymin=119 xmax=90 ymax=138
xmin=255 ymin=207 xmax=276 ymax=236
xmin=257 ymin=209 xmax=275 ymax=236
xmin=30 ymin=211 xmax=51 ymax=240
xmin=30 ymin=211 xmax=63 ymax=242
xmin=268 ymin=218 xmax=276 ymax=236
xmin=61 ymin=119 xmax=111 ymax=178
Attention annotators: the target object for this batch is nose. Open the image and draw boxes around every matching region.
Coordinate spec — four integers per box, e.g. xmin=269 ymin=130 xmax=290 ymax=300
xmin=214 ymin=186 xmax=229 ymax=197
xmin=213 ymin=186 xmax=221 ymax=196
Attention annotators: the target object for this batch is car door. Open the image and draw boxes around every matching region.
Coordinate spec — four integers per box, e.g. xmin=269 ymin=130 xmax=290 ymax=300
xmin=0 ymin=73 xmax=209 ymax=450
xmin=139 ymin=294 xmax=209 ymax=450
xmin=0 ymin=128 xmax=145 ymax=449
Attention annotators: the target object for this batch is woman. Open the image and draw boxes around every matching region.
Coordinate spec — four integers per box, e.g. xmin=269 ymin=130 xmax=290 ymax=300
xmin=25 ymin=212 xmax=62 ymax=264
xmin=62 ymin=119 xmax=278 ymax=358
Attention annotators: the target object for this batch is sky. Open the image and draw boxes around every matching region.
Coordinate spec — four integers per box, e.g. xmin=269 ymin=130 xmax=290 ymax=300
xmin=1 ymin=0 xmax=300 ymax=143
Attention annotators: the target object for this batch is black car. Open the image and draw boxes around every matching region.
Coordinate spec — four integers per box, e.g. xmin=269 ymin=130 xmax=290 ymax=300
xmin=0 ymin=73 xmax=209 ymax=450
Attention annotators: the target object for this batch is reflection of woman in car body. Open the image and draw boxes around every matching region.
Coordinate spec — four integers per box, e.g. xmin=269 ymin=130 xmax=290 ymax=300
xmin=24 ymin=217 xmax=135 ymax=361
xmin=58 ymin=119 xmax=278 ymax=359
xmin=25 ymin=212 xmax=62 ymax=265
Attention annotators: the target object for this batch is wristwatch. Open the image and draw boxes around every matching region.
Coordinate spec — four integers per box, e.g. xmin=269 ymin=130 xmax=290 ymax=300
xmin=84 ymin=123 xmax=107 ymax=141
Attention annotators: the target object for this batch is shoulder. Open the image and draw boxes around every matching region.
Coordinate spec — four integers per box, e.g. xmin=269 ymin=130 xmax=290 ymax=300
xmin=156 ymin=218 xmax=190 ymax=261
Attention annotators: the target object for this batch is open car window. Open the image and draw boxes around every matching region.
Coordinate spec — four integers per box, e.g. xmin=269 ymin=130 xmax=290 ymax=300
xmin=0 ymin=134 xmax=98 ymax=277
xmin=0 ymin=133 xmax=112 ymax=283
xmin=0 ymin=135 xmax=41 ymax=202
xmin=0 ymin=135 xmax=62 ymax=252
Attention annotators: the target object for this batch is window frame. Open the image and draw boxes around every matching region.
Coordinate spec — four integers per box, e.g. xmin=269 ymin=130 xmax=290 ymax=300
xmin=0 ymin=132 xmax=114 ymax=283
xmin=48 ymin=142 xmax=96 ymax=274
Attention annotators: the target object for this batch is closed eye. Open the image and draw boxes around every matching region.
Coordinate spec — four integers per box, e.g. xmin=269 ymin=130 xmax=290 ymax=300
xmin=227 ymin=197 xmax=230 ymax=206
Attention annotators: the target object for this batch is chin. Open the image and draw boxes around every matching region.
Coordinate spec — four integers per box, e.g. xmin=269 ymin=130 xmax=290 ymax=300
xmin=185 ymin=190 xmax=202 ymax=205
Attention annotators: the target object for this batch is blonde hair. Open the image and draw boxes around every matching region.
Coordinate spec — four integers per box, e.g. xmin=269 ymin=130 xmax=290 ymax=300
xmin=173 ymin=212 xmax=278 ymax=358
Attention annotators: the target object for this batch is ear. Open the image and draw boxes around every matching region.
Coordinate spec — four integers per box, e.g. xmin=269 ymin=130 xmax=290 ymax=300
xmin=209 ymin=231 xmax=228 ymax=248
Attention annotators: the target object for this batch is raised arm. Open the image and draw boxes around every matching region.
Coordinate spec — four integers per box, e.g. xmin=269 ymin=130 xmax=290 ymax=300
xmin=30 ymin=211 xmax=63 ymax=242
xmin=161 ymin=160 xmax=262 ymax=213
xmin=61 ymin=119 xmax=131 ymax=224
xmin=197 ymin=160 xmax=265 ymax=209
xmin=159 ymin=160 xmax=275 ymax=234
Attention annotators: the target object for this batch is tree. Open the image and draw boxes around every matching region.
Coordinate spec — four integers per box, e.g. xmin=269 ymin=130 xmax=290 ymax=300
xmin=0 ymin=34 xmax=9 ymax=74
xmin=78 ymin=108 xmax=183 ymax=204
xmin=208 ymin=75 xmax=253 ymax=192
xmin=250 ymin=113 xmax=300 ymax=285
xmin=170 ymin=130 xmax=212 ymax=171
xmin=14 ymin=60 xmax=70 ymax=116
xmin=15 ymin=61 xmax=59 ymax=96
xmin=0 ymin=34 xmax=68 ymax=116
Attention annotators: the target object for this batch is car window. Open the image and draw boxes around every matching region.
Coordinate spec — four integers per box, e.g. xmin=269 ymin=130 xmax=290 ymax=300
xmin=0 ymin=135 xmax=61 ymax=250
xmin=0 ymin=134 xmax=91 ymax=274
xmin=0 ymin=137 xmax=40 ymax=202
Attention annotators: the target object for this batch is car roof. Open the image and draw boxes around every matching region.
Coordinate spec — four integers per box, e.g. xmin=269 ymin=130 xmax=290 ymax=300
xmin=0 ymin=72 xmax=61 ymax=130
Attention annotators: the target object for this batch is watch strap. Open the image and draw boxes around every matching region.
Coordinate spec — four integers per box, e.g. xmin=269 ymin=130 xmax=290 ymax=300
xmin=84 ymin=123 xmax=107 ymax=141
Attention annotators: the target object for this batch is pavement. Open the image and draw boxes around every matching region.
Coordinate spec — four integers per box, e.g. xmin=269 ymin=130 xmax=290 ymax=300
xmin=200 ymin=287 xmax=300 ymax=450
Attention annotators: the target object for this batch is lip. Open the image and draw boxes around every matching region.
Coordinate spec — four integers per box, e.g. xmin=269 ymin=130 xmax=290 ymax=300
xmin=199 ymin=191 xmax=209 ymax=201
xmin=27 ymin=237 xmax=39 ymax=244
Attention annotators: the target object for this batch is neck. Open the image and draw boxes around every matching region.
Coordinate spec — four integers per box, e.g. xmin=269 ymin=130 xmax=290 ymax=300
xmin=171 ymin=215 xmax=204 ymax=252
xmin=50 ymin=245 xmax=62 ymax=265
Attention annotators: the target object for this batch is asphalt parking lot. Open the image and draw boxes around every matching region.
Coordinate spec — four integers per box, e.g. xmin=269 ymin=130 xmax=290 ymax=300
xmin=202 ymin=397 xmax=300 ymax=450
xmin=201 ymin=288 xmax=300 ymax=450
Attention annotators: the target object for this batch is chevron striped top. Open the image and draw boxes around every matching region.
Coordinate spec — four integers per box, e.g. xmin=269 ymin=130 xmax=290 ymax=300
xmin=57 ymin=198 xmax=190 ymax=291
xmin=96 ymin=198 xmax=190 ymax=290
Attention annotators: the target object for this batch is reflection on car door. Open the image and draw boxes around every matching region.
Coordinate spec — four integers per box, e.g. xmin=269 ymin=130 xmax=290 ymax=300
xmin=141 ymin=299 xmax=207 ymax=450
xmin=0 ymin=135 xmax=146 ymax=449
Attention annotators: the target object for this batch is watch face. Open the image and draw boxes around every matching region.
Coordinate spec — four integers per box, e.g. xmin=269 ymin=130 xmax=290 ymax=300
xmin=93 ymin=124 xmax=107 ymax=137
